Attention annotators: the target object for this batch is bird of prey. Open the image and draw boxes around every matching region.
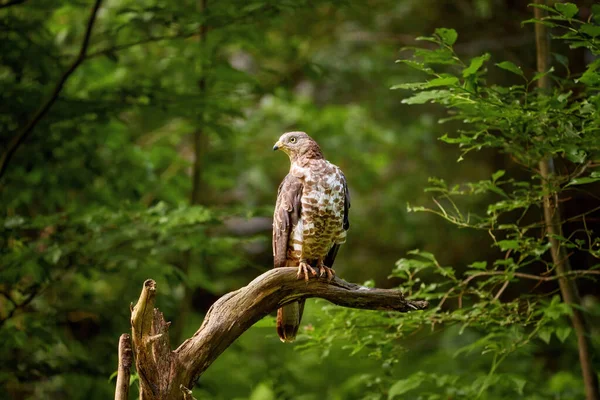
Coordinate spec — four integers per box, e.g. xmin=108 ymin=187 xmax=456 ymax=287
xmin=272 ymin=131 xmax=350 ymax=342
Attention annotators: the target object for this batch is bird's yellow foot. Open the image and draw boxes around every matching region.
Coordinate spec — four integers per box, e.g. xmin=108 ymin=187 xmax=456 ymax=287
xmin=297 ymin=261 xmax=317 ymax=282
xmin=317 ymin=260 xmax=336 ymax=281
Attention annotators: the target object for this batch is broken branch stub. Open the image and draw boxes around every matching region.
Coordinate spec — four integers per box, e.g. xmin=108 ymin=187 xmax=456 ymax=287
xmin=114 ymin=334 xmax=132 ymax=400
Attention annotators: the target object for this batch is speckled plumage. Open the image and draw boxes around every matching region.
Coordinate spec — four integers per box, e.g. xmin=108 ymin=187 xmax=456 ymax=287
xmin=272 ymin=131 xmax=350 ymax=342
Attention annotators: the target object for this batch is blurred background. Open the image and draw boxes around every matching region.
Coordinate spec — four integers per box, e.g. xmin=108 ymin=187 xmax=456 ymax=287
xmin=1 ymin=0 xmax=598 ymax=399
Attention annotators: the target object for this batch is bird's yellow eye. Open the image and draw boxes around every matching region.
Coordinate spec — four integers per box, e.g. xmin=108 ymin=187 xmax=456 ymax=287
xmin=289 ymin=137 xmax=296 ymax=143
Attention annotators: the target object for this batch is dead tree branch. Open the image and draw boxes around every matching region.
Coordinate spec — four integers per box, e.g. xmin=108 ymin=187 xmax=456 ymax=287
xmin=123 ymin=268 xmax=427 ymax=400
xmin=114 ymin=334 xmax=133 ymax=400
xmin=0 ymin=0 xmax=103 ymax=179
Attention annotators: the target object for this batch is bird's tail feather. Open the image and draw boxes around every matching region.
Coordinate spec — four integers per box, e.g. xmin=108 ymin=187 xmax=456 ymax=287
xmin=276 ymin=300 xmax=304 ymax=342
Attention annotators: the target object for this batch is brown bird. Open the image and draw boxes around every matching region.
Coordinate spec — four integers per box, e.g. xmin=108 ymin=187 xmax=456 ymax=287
xmin=272 ymin=131 xmax=350 ymax=342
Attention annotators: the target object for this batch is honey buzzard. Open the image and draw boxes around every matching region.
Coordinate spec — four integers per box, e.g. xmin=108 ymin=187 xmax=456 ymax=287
xmin=272 ymin=131 xmax=350 ymax=342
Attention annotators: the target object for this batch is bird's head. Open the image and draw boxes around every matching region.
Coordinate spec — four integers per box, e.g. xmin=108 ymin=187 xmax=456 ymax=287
xmin=273 ymin=131 xmax=323 ymax=161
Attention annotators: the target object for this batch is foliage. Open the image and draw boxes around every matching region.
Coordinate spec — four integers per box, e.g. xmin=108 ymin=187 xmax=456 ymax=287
xmin=1 ymin=0 xmax=599 ymax=399
xmin=303 ymin=3 xmax=600 ymax=399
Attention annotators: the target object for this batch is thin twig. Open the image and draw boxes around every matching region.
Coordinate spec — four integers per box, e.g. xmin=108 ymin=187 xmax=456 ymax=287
xmin=493 ymin=280 xmax=510 ymax=301
xmin=0 ymin=0 xmax=104 ymax=179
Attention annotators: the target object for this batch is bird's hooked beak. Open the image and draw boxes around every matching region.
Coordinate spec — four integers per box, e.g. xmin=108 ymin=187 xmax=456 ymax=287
xmin=273 ymin=140 xmax=283 ymax=151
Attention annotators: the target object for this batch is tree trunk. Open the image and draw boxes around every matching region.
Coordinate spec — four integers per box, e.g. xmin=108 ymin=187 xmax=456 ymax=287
xmin=534 ymin=2 xmax=599 ymax=399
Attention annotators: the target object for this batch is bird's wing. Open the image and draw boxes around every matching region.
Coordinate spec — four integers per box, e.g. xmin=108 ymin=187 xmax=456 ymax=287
xmin=273 ymin=173 xmax=303 ymax=268
xmin=325 ymin=170 xmax=350 ymax=268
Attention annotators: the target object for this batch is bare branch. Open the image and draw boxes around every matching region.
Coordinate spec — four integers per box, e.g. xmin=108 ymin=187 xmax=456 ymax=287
xmin=0 ymin=287 xmax=39 ymax=328
xmin=115 ymin=334 xmax=132 ymax=400
xmin=125 ymin=268 xmax=427 ymax=399
xmin=0 ymin=0 xmax=103 ymax=179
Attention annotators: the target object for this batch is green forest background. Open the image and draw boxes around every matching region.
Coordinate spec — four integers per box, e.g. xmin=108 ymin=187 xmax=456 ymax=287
xmin=2 ymin=0 xmax=600 ymax=399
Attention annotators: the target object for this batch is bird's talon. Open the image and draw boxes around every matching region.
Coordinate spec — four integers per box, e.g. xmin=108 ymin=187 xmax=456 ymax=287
xmin=316 ymin=262 xmax=336 ymax=281
xmin=327 ymin=268 xmax=336 ymax=281
xmin=297 ymin=262 xmax=316 ymax=282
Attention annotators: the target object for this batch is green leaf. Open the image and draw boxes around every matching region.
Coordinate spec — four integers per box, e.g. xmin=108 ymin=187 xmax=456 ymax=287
xmin=249 ymin=383 xmax=275 ymax=400
xmin=414 ymin=48 xmax=457 ymax=65
xmin=592 ymin=4 xmax=600 ymax=23
xmin=568 ymin=177 xmax=600 ymax=185
xmin=532 ymin=66 xmax=554 ymax=82
xmin=522 ymin=18 xmax=557 ymax=28
xmin=497 ymin=240 xmax=520 ymax=251
xmin=556 ymin=326 xmax=572 ymax=343
xmin=552 ymin=52 xmax=569 ymax=69
xmin=392 ymin=77 xmax=458 ymax=90
xmin=581 ymin=24 xmax=600 ymax=37
xmin=426 ymin=76 xmax=459 ymax=88
xmin=469 ymin=261 xmax=487 ymax=270
xmin=495 ymin=61 xmax=524 ymax=77
xmin=577 ymin=69 xmax=600 ymax=86
xmin=415 ymin=35 xmax=439 ymax=44
xmin=408 ymin=249 xmax=437 ymax=262
xmin=511 ymin=376 xmax=527 ymax=395
xmin=491 ymin=170 xmax=505 ymax=183
xmin=388 ymin=375 xmax=424 ymax=399
xmin=395 ymin=59 xmax=436 ymax=75
xmin=46 ymin=247 xmax=62 ymax=265
xmin=555 ymin=3 xmax=578 ymax=18
xmin=564 ymin=148 xmax=587 ymax=164
xmin=391 ymin=82 xmax=427 ymax=90
xmin=528 ymin=4 xmax=559 ymax=14
xmin=566 ymin=172 xmax=600 ymax=186
xmin=401 ymin=90 xmax=451 ymax=105
xmin=462 ymin=53 xmax=491 ymax=77
xmin=538 ymin=327 xmax=553 ymax=344
xmin=434 ymin=28 xmax=458 ymax=46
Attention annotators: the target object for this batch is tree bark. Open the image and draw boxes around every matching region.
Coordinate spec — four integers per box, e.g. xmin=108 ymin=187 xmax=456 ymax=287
xmin=124 ymin=268 xmax=427 ymax=400
xmin=534 ymin=2 xmax=599 ymax=399
xmin=114 ymin=334 xmax=133 ymax=400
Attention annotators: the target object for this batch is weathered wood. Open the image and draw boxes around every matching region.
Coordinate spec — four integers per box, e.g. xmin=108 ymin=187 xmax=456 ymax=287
xmin=124 ymin=268 xmax=428 ymax=399
xmin=114 ymin=334 xmax=132 ymax=400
